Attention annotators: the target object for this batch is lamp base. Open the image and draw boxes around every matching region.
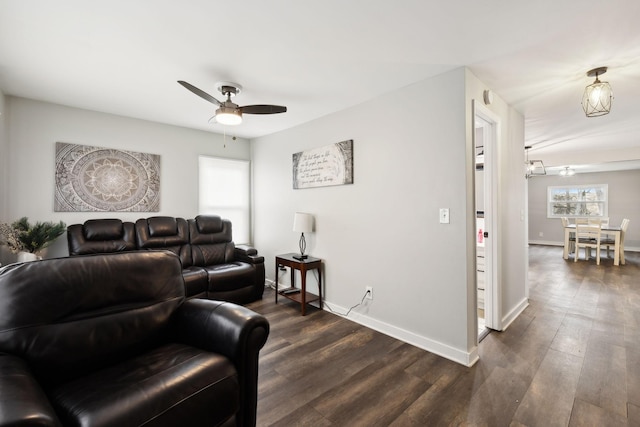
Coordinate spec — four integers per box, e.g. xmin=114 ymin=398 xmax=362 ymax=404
xmin=293 ymin=254 xmax=308 ymax=261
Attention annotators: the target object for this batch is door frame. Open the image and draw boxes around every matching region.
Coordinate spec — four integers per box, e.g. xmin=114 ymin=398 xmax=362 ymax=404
xmin=473 ymin=100 xmax=501 ymax=331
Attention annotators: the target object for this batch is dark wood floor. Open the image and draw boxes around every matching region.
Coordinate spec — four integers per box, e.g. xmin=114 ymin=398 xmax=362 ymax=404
xmin=246 ymin=245 xmax=640 ymax=426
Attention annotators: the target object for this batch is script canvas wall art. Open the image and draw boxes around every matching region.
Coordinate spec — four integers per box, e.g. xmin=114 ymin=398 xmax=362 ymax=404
xmin=292 ymin=140 xmax=354 ymax=189
xmin=55 ymin=142 xmax=161 ymax=212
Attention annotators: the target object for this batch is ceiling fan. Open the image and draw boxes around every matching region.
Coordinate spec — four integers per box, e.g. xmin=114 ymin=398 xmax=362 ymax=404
xmin=178 ymin=80 xmax=287 ymax=126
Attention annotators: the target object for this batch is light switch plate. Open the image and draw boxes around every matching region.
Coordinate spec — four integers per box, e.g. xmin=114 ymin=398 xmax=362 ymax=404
xmin=439 ymin=208 xmax=450 ymax=224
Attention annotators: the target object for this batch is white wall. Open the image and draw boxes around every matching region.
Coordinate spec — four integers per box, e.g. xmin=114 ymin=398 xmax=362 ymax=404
xmin=501 ymin=107 xmax=528 ymax=323
xmin=252 ymin=67 xmax=527 ymax=365
xmin=528 ymin=169 xmax=640 ymax=249
xmin=1 ymin=96 xmax=251 ymax=264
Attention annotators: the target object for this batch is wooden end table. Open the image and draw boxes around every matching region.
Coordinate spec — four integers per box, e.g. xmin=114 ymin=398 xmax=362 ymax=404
xmin=275 ymin=253 xmax=323 ymax=316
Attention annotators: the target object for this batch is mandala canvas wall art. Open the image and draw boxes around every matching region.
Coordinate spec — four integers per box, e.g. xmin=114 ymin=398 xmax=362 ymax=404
xmin=55 ymin=142 xmax=161 ymax=212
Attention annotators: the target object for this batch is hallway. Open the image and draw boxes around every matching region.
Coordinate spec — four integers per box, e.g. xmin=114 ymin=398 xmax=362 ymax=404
xmin=502 ymin=244 xmax=640 ymax=425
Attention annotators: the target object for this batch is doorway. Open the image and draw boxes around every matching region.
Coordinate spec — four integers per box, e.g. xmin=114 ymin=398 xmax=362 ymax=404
xmin=473 ymin=101 xmax=499 ymax=340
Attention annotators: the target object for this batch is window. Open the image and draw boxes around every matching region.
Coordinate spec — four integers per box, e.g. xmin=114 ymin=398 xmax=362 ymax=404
xmin=547 ymin=184 xmax=608 ymax=218
xmin=198 ymin=156 xmax=250 ymax=244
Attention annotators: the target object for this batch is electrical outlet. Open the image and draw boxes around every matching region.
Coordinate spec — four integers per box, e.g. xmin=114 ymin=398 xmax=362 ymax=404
xmin=539 ymin=231 xmax=544 ymax=237
xmin=365 ymin=286 xmax=373 ymax=300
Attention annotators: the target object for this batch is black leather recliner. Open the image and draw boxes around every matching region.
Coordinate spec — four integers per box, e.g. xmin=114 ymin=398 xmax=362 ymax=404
xmin=0 ymin=251 xmax=269 ymax=426
xmin=66 ymin=215 xmax=265 ymax=304
xmin=134 ymin=216 xmax=209 ymax=299
xmin=188 ymin=215 xmax=266 ymax=303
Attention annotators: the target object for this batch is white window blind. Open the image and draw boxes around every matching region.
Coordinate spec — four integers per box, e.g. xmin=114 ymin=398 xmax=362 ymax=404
xmin=198 ymin=156 xmax=250 ymax=244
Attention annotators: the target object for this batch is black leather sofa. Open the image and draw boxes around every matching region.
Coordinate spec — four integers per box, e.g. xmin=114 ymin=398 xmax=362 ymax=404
xmin=67 ymin=215 xmax=265 ymax=304
xmin=0 ymin=250 xmax=269 ymax=426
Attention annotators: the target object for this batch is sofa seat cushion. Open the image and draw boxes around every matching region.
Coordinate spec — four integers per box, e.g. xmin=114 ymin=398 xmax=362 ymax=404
xmin=205 ymin=262 xmax=255 ymax=292
xmin=182 ymin=266 xmax=209 ymax=298
xmin=48 ymin=343 xmax=239 ymax=427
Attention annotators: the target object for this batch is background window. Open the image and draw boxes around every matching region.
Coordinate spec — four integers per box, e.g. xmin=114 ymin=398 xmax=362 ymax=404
xmin=199 ymin=156 xmax=250 ymax=244
xmin=547 ymin=184 xmax=608 ymax=218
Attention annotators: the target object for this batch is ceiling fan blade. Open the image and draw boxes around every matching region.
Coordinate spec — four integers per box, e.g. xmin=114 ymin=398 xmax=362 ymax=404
xmin=178 ymin=80 xmax=221 ymax=106
xmin=240 ymin=104 xmax=287 ymax=114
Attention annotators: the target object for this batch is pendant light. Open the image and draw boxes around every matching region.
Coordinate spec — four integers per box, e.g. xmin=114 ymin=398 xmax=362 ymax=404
xmin=525 ymin=146 xmax=546 ymax=178
xmin=559 ymin=166 xmax=576 ymax=177
xmin=582 ymin=67 xmax=613 ymax=117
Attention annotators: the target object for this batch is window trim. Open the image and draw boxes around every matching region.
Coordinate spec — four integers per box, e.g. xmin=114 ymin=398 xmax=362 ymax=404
xmin=547 ymin=184 xmax=608 ymax=218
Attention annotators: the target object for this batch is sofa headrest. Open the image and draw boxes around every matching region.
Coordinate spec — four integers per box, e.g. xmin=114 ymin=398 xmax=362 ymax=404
xmin=195 ymin=215 xmax=223 ymax=233
xmin=147 ymin=217 xmax=179 ymax=237
xmin=84 ymin=219 xmax=125 ymax=241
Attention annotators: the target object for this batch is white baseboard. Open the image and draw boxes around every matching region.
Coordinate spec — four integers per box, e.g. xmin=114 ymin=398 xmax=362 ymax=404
xmin=322 ymin=301 xmax=478 ymax=367
xmin=528 ymin=240 xmax=640 ymax=252
xmin=264 ymin=278 xmax=276 ymax=289
xmin=528 ymin=240 xmax=562 ymax=247
xmin=501 ymin=297 xmax=529 ymax=331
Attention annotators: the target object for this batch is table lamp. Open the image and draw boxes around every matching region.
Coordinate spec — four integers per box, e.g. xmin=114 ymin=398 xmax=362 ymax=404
xmin=293 ymin=212 xmax=313 ymax=260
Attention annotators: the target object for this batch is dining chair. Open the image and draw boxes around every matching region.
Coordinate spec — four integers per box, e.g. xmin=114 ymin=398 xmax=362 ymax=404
xmin=574 ymin=222 xmax=602 ymax=265
xmin=599 ymin=216 xmax=612 ymax=241
xmin=561 ymin=217 xmax=575 ymax=254
xmin=620 ymin=218 xmax=631 ymax=264
xmin=602 ymin=218 xmax=630 ymax=262
xmin=587 ymin=217 xmax=602 ymax=226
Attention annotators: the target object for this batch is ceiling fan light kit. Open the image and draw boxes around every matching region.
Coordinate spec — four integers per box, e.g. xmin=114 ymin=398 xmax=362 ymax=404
xmin=178 ymin=80 xmax=286 ymax=126
xmin=582 ymin=66 xmax=613 ymax=117
xmin=215 ymin=105 xmax=243 ymax=125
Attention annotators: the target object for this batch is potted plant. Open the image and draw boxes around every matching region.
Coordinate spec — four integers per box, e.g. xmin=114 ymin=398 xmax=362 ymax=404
xmin=0 ymin=217 xmax=66 ymax=261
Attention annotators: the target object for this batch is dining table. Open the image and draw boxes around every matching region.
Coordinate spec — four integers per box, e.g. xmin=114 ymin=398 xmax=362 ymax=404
xmin=563 ymin=223 xmax=624 ymax=265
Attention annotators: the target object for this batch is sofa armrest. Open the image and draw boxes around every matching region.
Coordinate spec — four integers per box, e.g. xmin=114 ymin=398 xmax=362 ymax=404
xmin=171 ymin=299 xmax=269 ymax=358
xmin=235 ymin=245 xmax=265 ymax=264
xmin=170 ymin=299 xmax=269 ymax=427
xmin=0 ymin=354 xmax=61 ymax=427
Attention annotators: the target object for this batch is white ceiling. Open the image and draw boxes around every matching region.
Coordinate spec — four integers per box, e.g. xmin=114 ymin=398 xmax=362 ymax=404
xmin=1 ymin=0 xmax=639 ymax=170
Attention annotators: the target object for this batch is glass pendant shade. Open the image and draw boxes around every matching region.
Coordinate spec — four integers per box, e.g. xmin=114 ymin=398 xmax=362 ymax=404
xmin=582 ymin=68 xmax=613 ymax=117
xmin=527 ymin=160 xmax=546 ymax=177
xmin=524 ymin=145 xmax=546 ymax=179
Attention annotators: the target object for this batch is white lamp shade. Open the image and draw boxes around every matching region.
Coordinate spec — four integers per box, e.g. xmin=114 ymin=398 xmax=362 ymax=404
xmin=293 ymin=212 xmax=313 ymax=233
